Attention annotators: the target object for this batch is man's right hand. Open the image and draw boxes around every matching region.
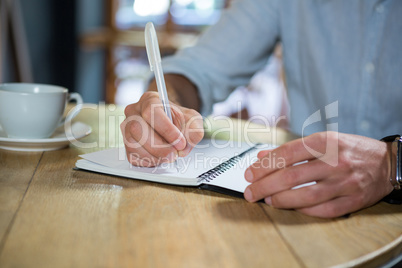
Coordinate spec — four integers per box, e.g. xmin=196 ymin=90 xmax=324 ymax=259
xmin=120 ymin=91 xmax=204 ymax=167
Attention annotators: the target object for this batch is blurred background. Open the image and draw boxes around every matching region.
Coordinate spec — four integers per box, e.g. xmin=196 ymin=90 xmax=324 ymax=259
xmin=0 ymin=0 xmax=287 ymax=125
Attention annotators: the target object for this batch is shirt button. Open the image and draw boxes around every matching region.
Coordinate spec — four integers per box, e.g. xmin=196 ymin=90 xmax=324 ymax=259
xmin=360 ymin=120 xmax=370 ymax=131
xmin=365 ymin=62 xmax=375 ymax=73
xmin=376 ymin=4 xmax=384 ymax=13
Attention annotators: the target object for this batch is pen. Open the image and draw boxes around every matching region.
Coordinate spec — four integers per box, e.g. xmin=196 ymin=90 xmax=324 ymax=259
xmin=144 ymin=22 xmax=178 ymax=170
xmin=145 ymin=22 xmax=173 ymax=122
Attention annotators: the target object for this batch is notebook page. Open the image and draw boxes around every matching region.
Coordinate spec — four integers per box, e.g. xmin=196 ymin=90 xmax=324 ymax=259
xmin=203 ymin=146 xmax=316 ymax=193
xmin=202 ymin=144 xmax=270 ymax=192
xmin=77 ymin=139 xmax=255 ymax=186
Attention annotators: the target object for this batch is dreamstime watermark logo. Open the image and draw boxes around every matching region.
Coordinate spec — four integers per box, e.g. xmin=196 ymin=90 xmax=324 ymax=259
xmin=301 ymin=101 xmax=339 ymax=167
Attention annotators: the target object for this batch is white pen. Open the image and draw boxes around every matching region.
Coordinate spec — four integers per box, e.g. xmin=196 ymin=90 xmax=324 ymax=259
xmin=144 ymin=22 xmax=179 ymax=171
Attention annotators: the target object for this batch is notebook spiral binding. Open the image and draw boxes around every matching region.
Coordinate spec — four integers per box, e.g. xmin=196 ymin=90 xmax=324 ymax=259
xmin=197 ymin=144 xmax=261 ymax=183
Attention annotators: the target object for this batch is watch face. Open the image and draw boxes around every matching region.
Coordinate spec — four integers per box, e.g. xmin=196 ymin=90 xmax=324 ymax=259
xmin=381 ymin=135 xmax=401 ymax=142
xmin=388 ymin=137 xmax=402 ymax=190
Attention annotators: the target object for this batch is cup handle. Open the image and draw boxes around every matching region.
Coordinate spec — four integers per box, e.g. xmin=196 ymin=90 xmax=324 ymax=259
xmin=59 ymin=93 xmax=83 ymax=127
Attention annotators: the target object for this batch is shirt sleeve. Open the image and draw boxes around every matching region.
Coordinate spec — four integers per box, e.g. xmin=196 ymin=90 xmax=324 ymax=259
xmin=162 ymin=0 xmax=281 ymax=116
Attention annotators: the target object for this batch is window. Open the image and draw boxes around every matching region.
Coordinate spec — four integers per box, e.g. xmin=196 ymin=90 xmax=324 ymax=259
xmin=109 ymin=0 xmax=228 ymax=105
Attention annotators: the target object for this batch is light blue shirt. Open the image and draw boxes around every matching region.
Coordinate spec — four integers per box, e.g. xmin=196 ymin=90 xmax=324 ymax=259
xmin=162 ymin=0 xmax=402 ymax=139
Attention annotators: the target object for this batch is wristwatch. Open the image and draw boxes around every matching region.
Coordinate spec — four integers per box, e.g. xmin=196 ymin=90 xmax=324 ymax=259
xmin=381 ymin=135 xmax=402 ymax=204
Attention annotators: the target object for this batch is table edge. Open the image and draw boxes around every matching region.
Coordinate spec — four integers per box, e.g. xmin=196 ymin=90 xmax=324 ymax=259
xmin=331 ymin=234 xmax=402 ymax=268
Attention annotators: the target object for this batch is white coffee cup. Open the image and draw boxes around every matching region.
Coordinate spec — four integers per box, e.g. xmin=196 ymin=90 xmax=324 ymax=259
xmin=0 ymin=83 xmax=83 ymax=139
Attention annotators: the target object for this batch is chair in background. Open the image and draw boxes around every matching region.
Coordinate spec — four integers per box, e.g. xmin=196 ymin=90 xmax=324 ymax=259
xmin=0 ymin=0 xmax=33 ymax=83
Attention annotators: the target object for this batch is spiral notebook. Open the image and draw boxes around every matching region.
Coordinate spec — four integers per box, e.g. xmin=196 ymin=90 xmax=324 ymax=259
xmin=75 ymin=139 xmax=272 ymax=197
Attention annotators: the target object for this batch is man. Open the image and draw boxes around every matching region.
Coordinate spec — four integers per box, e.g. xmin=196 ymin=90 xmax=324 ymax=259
xmin=121 ymin=0 xmax=402 ymax=218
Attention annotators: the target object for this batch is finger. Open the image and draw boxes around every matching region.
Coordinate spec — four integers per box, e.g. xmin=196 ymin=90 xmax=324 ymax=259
xmin=296 ymin=196 xmax=363 ymax=218
xmin=244 ymin=159 xmax=332 ymax=202
xmin=125 ymin=145 xmax=157 ymax=167
xmin=141 ymin=100 xmax=186 ymax=151
xmin=266 ymin=179 xmax=342 ymax=209
xmin=124 ymin=137 xmax=178 ymax=167
xmin=257 ymin=149 xmax=273 ymax=158
xmin=122 ymin=115 xmax=178 ymax=161
xmin=179 ymin=109 xmax=204 ymax=157
xmin=246 ymin=132 xmax=334 ymax=182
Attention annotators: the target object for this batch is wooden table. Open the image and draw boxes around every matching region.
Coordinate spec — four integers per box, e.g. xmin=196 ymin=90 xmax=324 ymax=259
xmin=1 ymin=104 xmax=402 ymax=268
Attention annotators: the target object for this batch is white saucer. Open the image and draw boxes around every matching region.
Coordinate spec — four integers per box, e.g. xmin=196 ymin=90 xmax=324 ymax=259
xmin=0 ymin=122 xmax=92 ymax=152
